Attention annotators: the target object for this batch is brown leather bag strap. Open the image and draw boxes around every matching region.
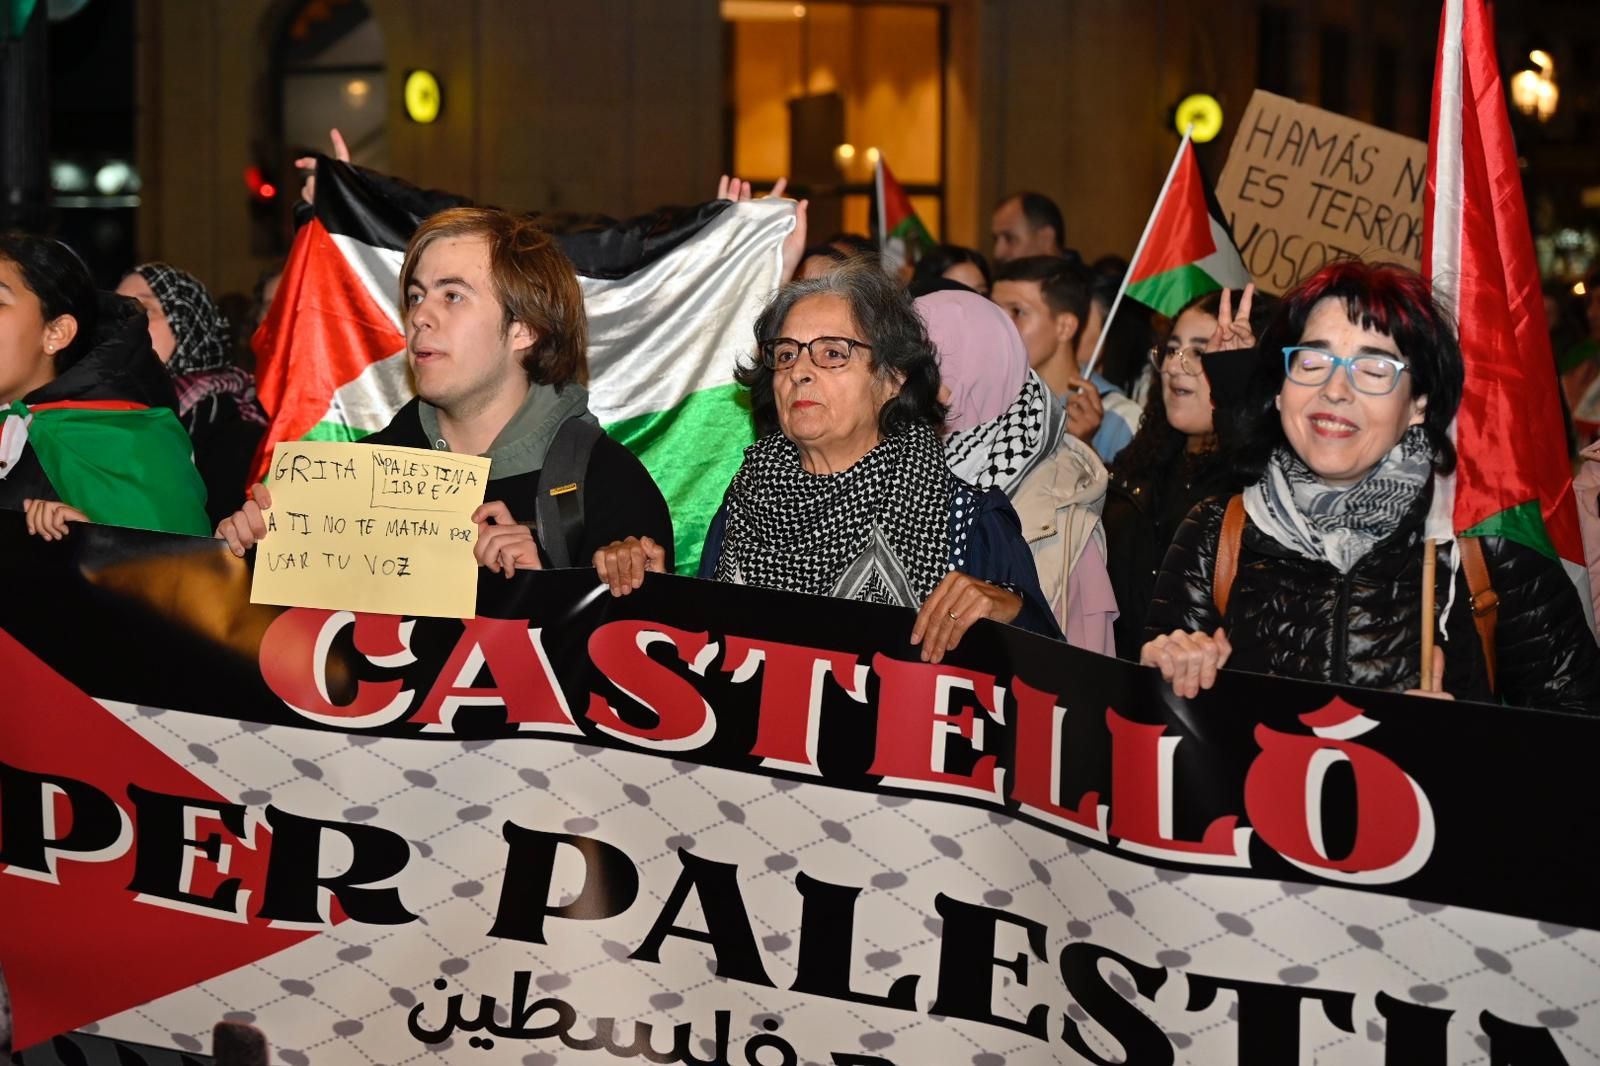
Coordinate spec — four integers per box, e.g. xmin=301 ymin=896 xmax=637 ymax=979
xmin=1459 ymin=536 xmax=1499 ymax=694
xmin=1213 ymin=494 xmax=1247 ymax=620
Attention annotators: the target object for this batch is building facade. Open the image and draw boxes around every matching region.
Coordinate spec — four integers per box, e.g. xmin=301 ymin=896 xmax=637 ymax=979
xmin=132 ymin=0 xmax=1447 ymax=297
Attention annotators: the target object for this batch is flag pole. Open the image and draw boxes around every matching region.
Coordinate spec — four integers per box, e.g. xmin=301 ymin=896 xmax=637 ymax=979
xmin=874 ymin=158 xmax=887 ymax=253
xmin=1083 ymin=125 xmax=1195 ymax=381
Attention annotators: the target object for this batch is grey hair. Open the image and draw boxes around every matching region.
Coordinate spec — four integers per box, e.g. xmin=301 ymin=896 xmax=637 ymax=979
xmin=735 ymin=259 xmax=947 ymax=438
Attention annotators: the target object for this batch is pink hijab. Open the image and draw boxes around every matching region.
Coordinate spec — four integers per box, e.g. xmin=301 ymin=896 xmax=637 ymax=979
xmin=916 ymin=288 xmax=1028 ymax=434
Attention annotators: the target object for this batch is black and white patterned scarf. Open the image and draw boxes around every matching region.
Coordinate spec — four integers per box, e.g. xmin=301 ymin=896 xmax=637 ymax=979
xmin=1243 ymin=424 xmax=1434 ymax=572
xmin=137 ymin=262 xmax=267 ymax=426
xmin=713 ymin=424 xmax=954 ymax=606
xmin=943 ymin=370 xmax=1063 ymax=497
xmin=136 ymin=263 xmax=232 ymax=375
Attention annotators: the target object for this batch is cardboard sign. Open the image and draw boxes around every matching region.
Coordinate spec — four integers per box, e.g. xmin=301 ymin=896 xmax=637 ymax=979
xmin=1216 ymin=90 xmax=1429 ymax=294
xmin=249 ymin=441 xmax=491 ymax=618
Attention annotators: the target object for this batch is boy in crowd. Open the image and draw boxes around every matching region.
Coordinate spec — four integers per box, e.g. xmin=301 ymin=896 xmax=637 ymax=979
xmin=991 ymin=255 xmax=1142 ymax=463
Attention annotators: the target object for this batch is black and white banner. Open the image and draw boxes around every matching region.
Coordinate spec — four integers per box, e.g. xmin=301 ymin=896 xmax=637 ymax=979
xmin=1 ymin=515 xmax=1597 ymax=1066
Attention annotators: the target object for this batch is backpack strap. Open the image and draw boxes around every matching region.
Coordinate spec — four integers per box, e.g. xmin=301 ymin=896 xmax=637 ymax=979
xmin=1459 ymin=536 xmax=1499 ymax=694
xmin=1212 ymin=494 xmax=1247 ymax=620
xmin=534 ymin=417 xmax=603 ymax=569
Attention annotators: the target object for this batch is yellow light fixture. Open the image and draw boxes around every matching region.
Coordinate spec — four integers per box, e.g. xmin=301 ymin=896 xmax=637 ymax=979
xmin=834 ymin=142 xmax=856 ymax=163
xmin=1175 ymin=93 xmax=1224 ymax=143
xmin=864 ymin=146 xmax=881 ymax=165
xmin=343 ymin=78 xmax=370 ymax=106
xmin=1577 ymin=281 xmax=1589 ymax=297
xmin=721 ymin=1 xmax=805 ymax=20
xmin=1511 ymin=51 xmax=1559 ymax=122
xmin=404 ymin=69 xmax=443 ymax=125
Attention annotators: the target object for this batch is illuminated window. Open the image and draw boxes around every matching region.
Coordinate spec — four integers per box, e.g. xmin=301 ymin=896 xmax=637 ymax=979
xmin=722 ymin=1 xmax=944 ymax=245
xmin=276 ymin=0 xmax=388 ymax=175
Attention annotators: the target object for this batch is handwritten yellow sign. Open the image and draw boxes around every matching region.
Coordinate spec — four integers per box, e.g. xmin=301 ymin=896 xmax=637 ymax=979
xmin=249 ymin=441 xmax=491 ymax=618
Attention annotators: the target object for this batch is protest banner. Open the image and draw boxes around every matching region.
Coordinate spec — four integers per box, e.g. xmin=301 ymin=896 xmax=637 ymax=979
xmin=2 ymin=514 xmax=1597 ymax=1066
xmin=1216 ymin=90 xmax=1429 ymax=294
xmin=251 ymin=442 xmax=490 ymax=619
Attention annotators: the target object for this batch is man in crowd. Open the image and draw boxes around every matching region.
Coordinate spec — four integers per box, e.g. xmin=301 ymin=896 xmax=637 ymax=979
xmin=990 ymin=191 xmax=1066 ymax=263
xmin=991 ymin=255 xmax=1141 ymax=464
xmin=216 ymin=207 xmax=674 ymax=590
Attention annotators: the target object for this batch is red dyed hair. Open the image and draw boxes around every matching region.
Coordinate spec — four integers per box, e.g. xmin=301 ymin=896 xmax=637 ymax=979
xmin=1234 ymin=259 xmax=1464 ymax=480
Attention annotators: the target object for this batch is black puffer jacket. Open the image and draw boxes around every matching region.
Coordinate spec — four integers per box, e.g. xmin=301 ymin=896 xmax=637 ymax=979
xmin=1145 ymin=489 xmax=1600 ymax=713
xmin=1104 ymin=447 xmax=1236 ymax=660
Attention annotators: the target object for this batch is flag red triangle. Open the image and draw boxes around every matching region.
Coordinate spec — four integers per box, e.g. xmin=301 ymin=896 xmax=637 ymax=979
xmin=878 ymin=159 xmax=919 ymax=233
xmin=250 ymin=218 xmax=407 ymax=481
xmin=1129 ymin=144 xmax=1218 ymax=285
xmin=0 ymin=630 xmax=328 ymax=1050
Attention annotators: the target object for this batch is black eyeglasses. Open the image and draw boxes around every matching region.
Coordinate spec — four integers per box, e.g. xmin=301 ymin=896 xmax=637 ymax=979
xmin=759 ymin=336 xmax=873 ymax=371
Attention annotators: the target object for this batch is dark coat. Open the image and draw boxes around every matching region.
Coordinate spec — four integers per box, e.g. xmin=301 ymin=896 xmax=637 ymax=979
xmin=1103 ymin=447 xmax=1235 ymax=660
xmin=0 ymin=293 xmax=183 ymax=511
xmin=699 ymin=480 xmax=1064 ymax=641
xmin=180 ymin=383 xmax=267 ymax=529
xmin=1145 ymin=489 xmax=1600 ymax=713
xmin=366 ymin=399 xmax=675 ymax=570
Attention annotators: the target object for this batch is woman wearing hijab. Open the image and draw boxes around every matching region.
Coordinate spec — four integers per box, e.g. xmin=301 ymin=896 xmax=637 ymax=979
xmin=917 ymin=286 xmax=1117 ymax=653
xmin=2 ymin=234 xmax=210 ymax=538
xmin=117 ymin=263 xmax=268 ymax=527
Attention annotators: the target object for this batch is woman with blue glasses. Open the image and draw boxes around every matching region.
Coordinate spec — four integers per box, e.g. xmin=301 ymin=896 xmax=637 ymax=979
xmin=1140 ymin=260 xmax=1600 ymax=712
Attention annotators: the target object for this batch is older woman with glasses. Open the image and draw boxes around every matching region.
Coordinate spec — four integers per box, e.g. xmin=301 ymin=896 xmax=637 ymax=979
xmin=1141 ymin=260 xmax=1600 ymax=712
xmin=698 ymin=260 xmax=1060 ymax=661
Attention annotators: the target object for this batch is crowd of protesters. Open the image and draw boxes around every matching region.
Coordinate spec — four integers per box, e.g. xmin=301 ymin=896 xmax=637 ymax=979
xmin=4 ymin=142 xmax=1600 ymax=714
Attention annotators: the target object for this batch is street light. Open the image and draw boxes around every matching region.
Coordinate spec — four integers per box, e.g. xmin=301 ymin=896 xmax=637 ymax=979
xmin=1510 ymin=49 xmax=1559 ymax=122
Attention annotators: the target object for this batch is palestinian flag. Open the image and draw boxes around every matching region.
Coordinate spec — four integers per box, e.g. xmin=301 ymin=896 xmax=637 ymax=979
xmin=874 ymin=157 xmax=934 ymax=273
xmin=1125 ymin=136 xmax=1251 ymax=316
xmin=1 ymin=399 xmax=210 ymax=536
xmin=1423 ymin=0 xmax=1594 ymax=626
xmin=252 ymin=161 xmax=794 ymax=574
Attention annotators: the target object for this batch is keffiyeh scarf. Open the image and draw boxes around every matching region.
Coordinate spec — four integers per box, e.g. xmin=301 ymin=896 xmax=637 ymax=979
xmin=943 ymin=370 xmax=1062 ymax=497
xmin=713 ymin=424 xmax=956 ymax=607
xmin=136 ymin=263 xmax=267 ymax=426
xmin=1243 ymin=425 xmax=1434 ymax=573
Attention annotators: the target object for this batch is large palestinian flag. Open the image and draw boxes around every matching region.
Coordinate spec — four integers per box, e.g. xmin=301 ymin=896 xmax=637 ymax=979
xmin=1424 ymin=0 xmax=1594 ymax=626
xmin=1125 ymin=135 xmax=1251 ymax=317
xmin=252 ymin=160 xmax=793 ymax=574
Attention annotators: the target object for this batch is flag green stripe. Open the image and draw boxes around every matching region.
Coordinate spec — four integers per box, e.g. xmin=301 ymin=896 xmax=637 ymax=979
xmin=604 ymin=382 xmax=754 ymax=576
xmin=1460 ymin=498 xmax=1559 ymax=561
xmin=890 ymin=216 xmax=936 ymax=251
xmin=28 ymin=407 xmax=211 ymax=536
xmin=1126 ymin=262 xmax=1223 ymax=317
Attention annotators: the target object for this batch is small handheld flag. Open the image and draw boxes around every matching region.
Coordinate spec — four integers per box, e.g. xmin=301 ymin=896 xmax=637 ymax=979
xmin=874 ymin=156 xmax=935 ymax=274
xmin=1084 ymin=128 xmax=1250 ymax=378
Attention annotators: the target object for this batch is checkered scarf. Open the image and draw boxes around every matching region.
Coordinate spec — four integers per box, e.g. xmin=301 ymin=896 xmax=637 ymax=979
xmin=1243 ymin=425 xmax=1435 ymax=573
xmin=943 ymin=370 xmax=1061 ymax=497
xmin=136 ymin=263 xmax=265 ymax=426
xmin=713 ymin=423 xmax=958 ymax=607
xmin=135 ymin=263 xmax=232 ymax=376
